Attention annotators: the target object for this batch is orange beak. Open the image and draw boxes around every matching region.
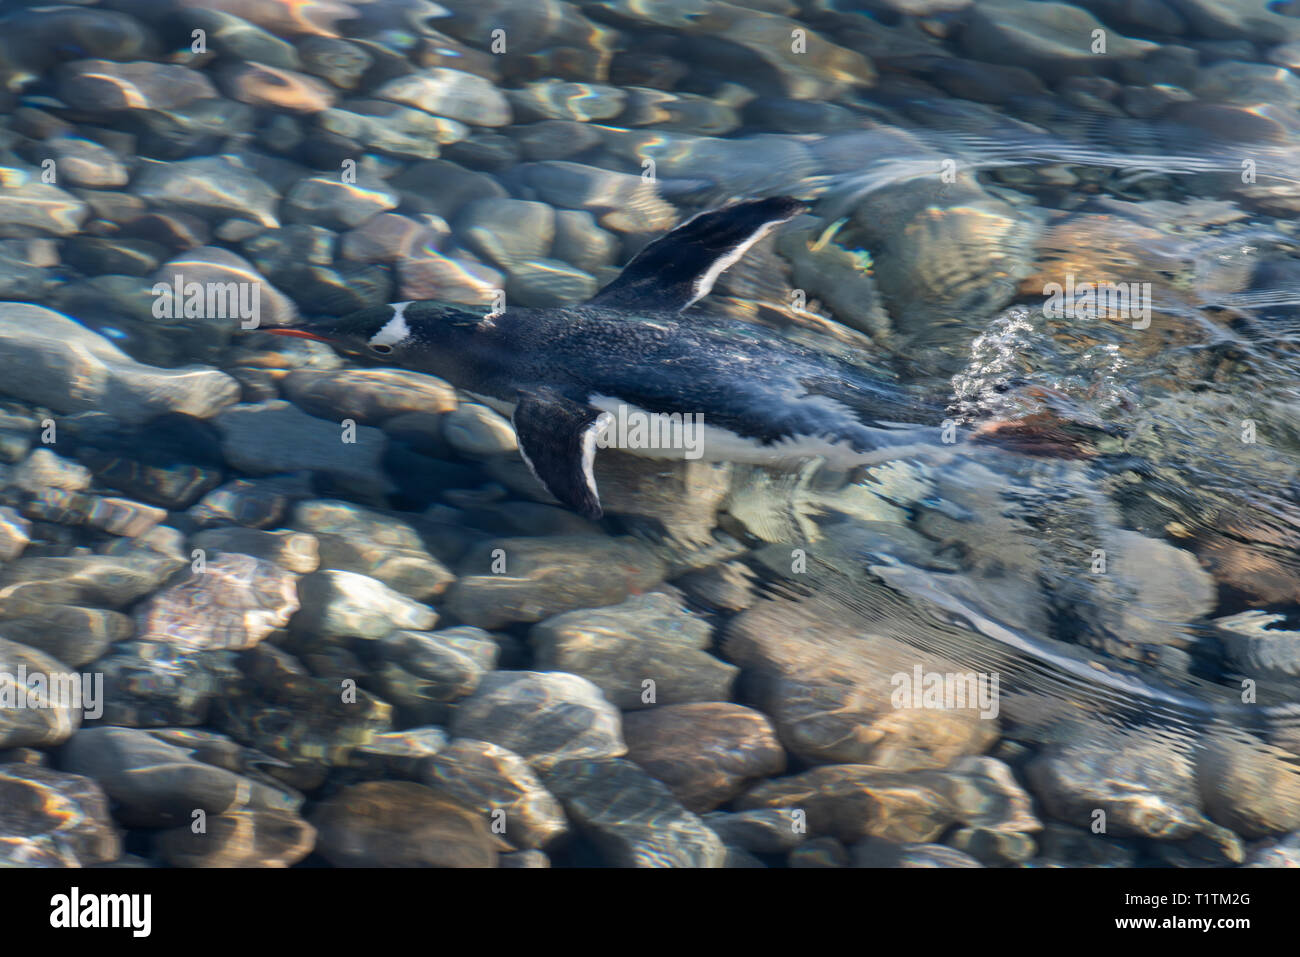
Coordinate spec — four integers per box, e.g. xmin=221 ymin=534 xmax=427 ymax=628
xmin=264 ymin=328 xmax=335 ymax=343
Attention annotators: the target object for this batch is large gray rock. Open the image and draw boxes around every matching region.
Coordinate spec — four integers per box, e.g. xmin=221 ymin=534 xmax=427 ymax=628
xmin=0 ymin=304 xmax=240 ymax=423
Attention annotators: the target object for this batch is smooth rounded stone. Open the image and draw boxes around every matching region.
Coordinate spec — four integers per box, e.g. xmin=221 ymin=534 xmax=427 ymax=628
xmin=0 ymin=507 xmax=31 ymax=561
xmin=176 ymin=0 xmax=360 ymax=39
xmin=43 ymin=136 xmax=129 ymax=188
xmin=619 ymin=87 xmax=743 ymax=136
xmin=189 ymin=476 xmax=311 ymax=529
xmin=134 ymin=156 xmax=280 ymax=229
xmin=155 ymin=807 xmax=316 ymax=867
xmin=214 ymin=401 xmax=391 ymax=498
xmin=544 ymin=757 xmax=726 ymax=868
xmin=0 ymin=552 xmax=181 ymax=608
xmin=425 ymin=738 xmax=568 ymax=850
xmin=396 ymin=249 xmax=504 ymax=305
xmin=0 ymin=602 xmax=131 ymax=667
xmin=507 ymin=80 xmax=626 ymax=122
xmin=311 ymin=781 xmax=500 ymax=867
xmin=511 ymin=161 xmax=676 ymax=233
xmin=179 ymin=8 xmax=301 ymax=69
xmin=242 ymin=223 xmax=334 ymax=275
xmin=852 ymin=838 xmax=984 ymax=868
xmin=531 ymin=594 xmax=737 ymax=711
xmin=0 ymin=178 xmax=89 ymax=237
xmin=153 ymin=240 xmax=301 ymax=328
xmin=445 ymin=536 xmax=667 ymax=629
xmin=92 ymin=641 xmax=228 ymax=727
xmin=58 ymin=727 xmax=301 ymax=828
xmin=347 ymin=727 xmax=450 ymax=778
xmin=1215 ymin=610 xmax=1300 ymax=677
xmin=340 ymin=212 xmax=449 ymax=263
xmin=1198 ymin=732 xmax=1300 ymax=838
xmin=500 ymin=849 xmax=550 ymax=867
xmin=675 ymin=561 xmax=756 ymax=612
xmin=8 ymin=449 xmax=91 ymax=493
xmin=703 ymin=808 xmax=807 ymax=854
xmin=298 ymin=35 xmax=372 ymax=88
xmin=373 ymin=69 xmax=512 ymax=127
xmin=552 ymin=209 xmax=618 ymax=273
xmin=504 ymin=258 xmax=599 ymax=306
xmin=377 ymin=627 xmax=498 ymax=719
xmin=323 ymin=98 xmax=468 ymax=154
xmin=450 ymin=671 xmax=625 ymax=772
xmin=220 ymin=61 xmax=336 ymax=114
xmin=391 ymin=159 xmax=508 ymax=221
xmin=508 ymin=119 xmax=604 ymax=161
xmin=736 ymin=757 xmax=1040 ymax=847
xmin=284 ymin=368 xmax=457 ymax=425
xmin=455 ymin=197 xmax=555 ymax=267
xmin=64 ymin=237 xmax=168 ymax=278
xmin=1030 ymin=821 xmax=1137 ymax=867
xmin=58 ymin=59 xmax=217 ymax=112
xmin=13 ymin=486 xmax=96 ymax=527
xmin=1175 ymin=0 xmax=1300 ymax=43
xmin=134 ymin=553 xmax=300 ymax=653
xmin=212 ymin=644 xmax=392 ymax=780
xmin=0 ymin=638 xmax=81 ymax=749
xmin=283 ymin=175 xmax=399 ymax=230
xmin=1121 ymin=82 xmax=1196 ymax=118
xmin=925 ymin=58 xmax=1046 ymax=105
xmin=291 ymin=499 xmax=454 ymax=600
xmin=1026 ymin=733 xmax=1206 ymax=839
xmin=963 ymin=1 xmax=1159 ymax=77
xmin=441 ymin=403 xmax=518 ymax=458
xmin=294 ymin=569 xmax=436 ymax=639
xmin=442 ymin=131 xmax=521 ymax=173
xmin=622 ymin=703 xmax=783 ymax=812
xmin=191 ymin=527 xmax=320 ymax=574
xmin=602 ymin=128 xmax=816 ymax=198
xmin=723 ymin=597 xmax=998 ymax=769
xmin=0 ymin=764 xmax=121 ymax=867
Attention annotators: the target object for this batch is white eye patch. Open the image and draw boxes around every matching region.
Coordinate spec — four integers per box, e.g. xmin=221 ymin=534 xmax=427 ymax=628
xmin=369 ymin=301 xmax=413 ymax=347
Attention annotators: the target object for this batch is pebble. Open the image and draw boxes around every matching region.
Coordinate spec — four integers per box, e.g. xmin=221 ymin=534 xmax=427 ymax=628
xmin=373 ymin=69 xmax=512 ymax=127
xmin=220 ymin=62 xmax=337 ymax=114
xmin=155 ymin=807 xmax=316 ymax=867
xmin=293 ymin=569 xmax=437 ymax=638
xmin=0 ymin=639 xmax=81 ymax=748
xmin=0 ymin=764 xmax=121 ymax=867
xmin=133 ymin=156 xmax=281 ymax=228
xmin=44 ymin=136 xmax=130 ymax=188
xmin=58 ymin=59 xmax=217 ymax=112
xmin=622 ymin=703 xmax=785 ymax=812
xmin=442 ymin=403 xmax=518 ymax=457
xmin=283 ymin=174 xmax=399 ymax=229
xmin=133 ymin=553 xmax=300 ymax=652
xmin=544 ymin=757 xmax=726 ymax=868
xmin=213 ymin=400 xmax=392 ymax=498
xmin=191 ymin=527 xmax=321 ymax=574
xmin=376 ymin=626 xmax=498 ymax=720
xmin=58 ymin=727 xmax=302 ymax=828
xmin=532 ymin=593 xmax=738 ymax=710
xmin=425 ymin=738 xmax=569 ymax=850
xmin=450 ymin=671 xmax=626 ymax=772
xmin=292 ymin=498 xmax=455 ymax=599
xmin=0 ymin=601 xmax=131 ymax=667
xmin=310 ymin=781 xmax=501 ymax=867
xmin=444 ymin=535 xmax=666 ymax=629
xmin=285 ymin=369 xmax=457 ymax=425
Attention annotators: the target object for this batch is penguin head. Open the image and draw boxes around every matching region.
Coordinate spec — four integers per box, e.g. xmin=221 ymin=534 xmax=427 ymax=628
xmin=265 ymin=301 xmax=485 ymax=363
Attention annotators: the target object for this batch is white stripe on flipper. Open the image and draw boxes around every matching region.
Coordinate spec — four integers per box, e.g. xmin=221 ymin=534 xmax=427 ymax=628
xmin=686 ymin=219 xmax=784 ymax=310
xmin=370 ymin=302 xmax=413 ymax=347
xmin=583 ymin=412 xmax=614 ymax=507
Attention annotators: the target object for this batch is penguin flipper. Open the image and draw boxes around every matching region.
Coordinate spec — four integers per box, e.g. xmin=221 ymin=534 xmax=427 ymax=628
xmin=511 ymin=389 xmax=613 ymax=519
xmin=588 ymin=196 xmax=808 ymax=312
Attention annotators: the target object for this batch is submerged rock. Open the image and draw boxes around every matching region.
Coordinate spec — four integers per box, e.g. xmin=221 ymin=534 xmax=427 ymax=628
xmin=450 ymin=671 xmax=626 ymax=771
xmin=0 ymin=764 xmax=121 ymax=867
xmin=311 ymin=781 xmax=500 ymax=867
xmin=0 ymin=304 xmax=240 ymax=424
xmin=531 ymin=593 xmax=737 ymax=710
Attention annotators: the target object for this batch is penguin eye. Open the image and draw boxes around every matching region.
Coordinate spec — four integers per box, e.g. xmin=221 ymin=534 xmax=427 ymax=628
xmin=369 ymin=343 xmax=394 ymax=356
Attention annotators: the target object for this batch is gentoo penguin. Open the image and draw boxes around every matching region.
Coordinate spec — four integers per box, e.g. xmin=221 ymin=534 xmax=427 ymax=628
xmin=268 ymin=197 xmax=946 ymax=518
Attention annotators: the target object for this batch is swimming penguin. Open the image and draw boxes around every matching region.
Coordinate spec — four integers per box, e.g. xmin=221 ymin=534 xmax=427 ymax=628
xmin=267 ymin=196 xmax=948 ymax=518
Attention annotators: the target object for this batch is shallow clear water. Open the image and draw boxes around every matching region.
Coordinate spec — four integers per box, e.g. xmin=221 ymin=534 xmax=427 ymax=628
xmin=0 ymin=0 xmax=1298 ymax=869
